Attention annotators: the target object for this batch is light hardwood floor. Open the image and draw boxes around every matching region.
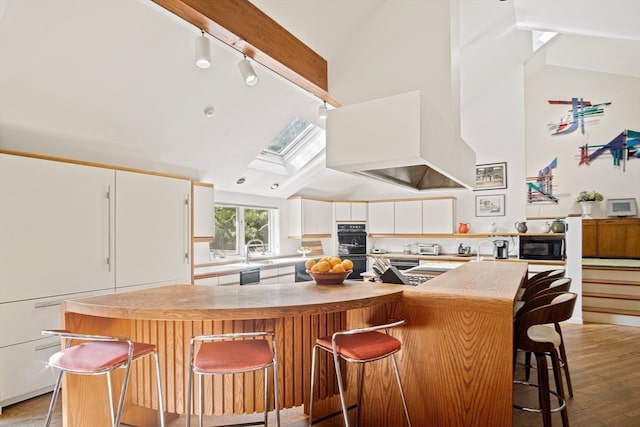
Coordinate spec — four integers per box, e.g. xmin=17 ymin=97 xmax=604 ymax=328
xmin=1 ymin=322 xmax=639 ymax=426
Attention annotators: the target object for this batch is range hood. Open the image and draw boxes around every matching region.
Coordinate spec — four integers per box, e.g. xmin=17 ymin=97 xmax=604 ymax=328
xmin=326 ymin=91 xmax=476 ymax=191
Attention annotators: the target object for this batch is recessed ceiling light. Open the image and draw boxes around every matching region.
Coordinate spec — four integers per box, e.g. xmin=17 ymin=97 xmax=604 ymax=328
xmin=270 ymin=183 xmax=279 ymax=189
xmin=236 ymin=177 xmax=246 ymax=184
xmin=204 ymin=106 xmax=215 ymax=117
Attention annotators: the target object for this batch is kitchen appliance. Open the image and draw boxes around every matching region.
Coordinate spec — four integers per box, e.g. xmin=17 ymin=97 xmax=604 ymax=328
xmin=240 ymin=267 xmax=260 ymax=285
xmin=418 ymin=243 xmax=440 ymax=255
xmin=493 ymin=240 xmax=509 ymax=259
xmin=389 ymin=258 xmax=419 ymax=270
xmin=519 ymin=236 xmax=565 ymax=261
xmin=337 ymin=223 xmax=367 ymax=280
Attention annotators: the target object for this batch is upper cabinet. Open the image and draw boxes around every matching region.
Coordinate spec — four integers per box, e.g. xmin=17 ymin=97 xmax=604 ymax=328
xmin=394 ymin=200 xmax=422 ymax=234
xmin=287 ymin=197 xmax=332 ymax=238
xmin=583 ymin=218 xmax=640 ymax=259
xmin=367 ymin=197 xmax=456 ymax=236
xmin=422 ymin=198 xmax=456 ymax=234
xmin=192 ymin=182 xmax=215 ymax=238
xmin=334 ymin=201 xmax=367 ymax=222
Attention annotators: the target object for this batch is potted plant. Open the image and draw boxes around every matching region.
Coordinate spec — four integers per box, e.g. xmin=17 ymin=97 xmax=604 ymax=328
xmin=576 ymin=191 xmax=603 ymax=218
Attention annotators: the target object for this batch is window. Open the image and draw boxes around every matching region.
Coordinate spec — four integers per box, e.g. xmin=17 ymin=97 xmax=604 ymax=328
xmin=211 ymin=204 xmax=275 ymax=255
xmin=264 ymin=117 xmax=313 ymax=156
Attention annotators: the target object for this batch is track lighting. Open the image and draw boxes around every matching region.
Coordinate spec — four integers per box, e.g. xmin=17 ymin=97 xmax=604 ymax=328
xmin=238 ymin=55 xmax=259 ymax=86
xmin=195 ymin=30 xmax=211 ymax=69
xmin=318 ymin=101 xmax=328 ymax=119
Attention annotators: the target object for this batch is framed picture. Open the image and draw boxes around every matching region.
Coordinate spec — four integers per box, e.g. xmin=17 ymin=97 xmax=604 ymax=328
xmin=476 ymin=194 xmax=505 ymax=217
xmin=475 ymin=162 xmax=507 ymax=190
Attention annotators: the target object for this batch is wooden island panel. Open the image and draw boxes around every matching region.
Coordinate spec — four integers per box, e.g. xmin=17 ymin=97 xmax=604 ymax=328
xmin=60 ymin=261 xmax=526 ymax=427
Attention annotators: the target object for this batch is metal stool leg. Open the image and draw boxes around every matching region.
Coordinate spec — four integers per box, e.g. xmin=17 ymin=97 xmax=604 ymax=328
xmin=332 ymin=348 xmax=351 ymax=427
xmin=307 ymin=344 xmax=318 ymax=427
xmin=152 ymin=350 xmax=166 ymax=427
xmin=44 ymin=371 xmax=63 ymax=427
xmin=391 ymin=354 xmax=412 ymax=427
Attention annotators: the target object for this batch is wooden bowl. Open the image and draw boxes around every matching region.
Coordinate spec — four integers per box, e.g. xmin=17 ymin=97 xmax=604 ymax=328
xmin=307 ymin=270 xmax=352 ymax=285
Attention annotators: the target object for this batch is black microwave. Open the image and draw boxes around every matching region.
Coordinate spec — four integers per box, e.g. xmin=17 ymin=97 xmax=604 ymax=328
xmin=519 ymin=236 xmax=565 ymax=260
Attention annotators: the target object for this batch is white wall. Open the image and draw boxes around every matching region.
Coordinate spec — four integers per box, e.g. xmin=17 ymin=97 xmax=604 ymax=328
xmin=525 ymin=65 xmax=640 ymax=219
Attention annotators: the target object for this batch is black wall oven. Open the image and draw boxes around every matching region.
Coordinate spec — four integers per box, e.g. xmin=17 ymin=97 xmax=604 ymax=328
xmin=337 ymin=223 xmax=367 ymax=280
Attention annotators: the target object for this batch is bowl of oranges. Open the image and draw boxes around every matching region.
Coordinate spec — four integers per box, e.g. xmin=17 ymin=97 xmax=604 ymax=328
xmin=305 ymin=256 xmax=354 ymax=285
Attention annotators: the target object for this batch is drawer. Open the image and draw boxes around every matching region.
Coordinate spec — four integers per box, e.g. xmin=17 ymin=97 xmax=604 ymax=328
xmin=0 ymin=290 xmax=113 ymax=347
xmin=0 ymin=337 xmax=60 ymax=408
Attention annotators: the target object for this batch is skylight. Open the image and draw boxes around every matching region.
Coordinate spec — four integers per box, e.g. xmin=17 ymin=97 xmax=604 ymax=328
xmin=264 ymin=117 xmax=313 ymax=156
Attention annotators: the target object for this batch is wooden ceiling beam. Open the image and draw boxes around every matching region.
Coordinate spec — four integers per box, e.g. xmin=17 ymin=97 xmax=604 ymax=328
xmin=152 ymin=0 xmax=340 ymax=107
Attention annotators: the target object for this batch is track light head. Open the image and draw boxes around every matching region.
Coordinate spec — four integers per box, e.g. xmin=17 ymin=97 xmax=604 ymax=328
xmin=318 ymin=101 xmax=327 ymax=119
xmin=195 ymin=31 xmax=211 ymax=69
xmin=238 ymin=56 xmax=259 ymax=86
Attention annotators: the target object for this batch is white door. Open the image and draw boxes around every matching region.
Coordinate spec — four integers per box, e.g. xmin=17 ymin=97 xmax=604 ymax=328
xmin=114 ymin=171 xmax=191 ymax=288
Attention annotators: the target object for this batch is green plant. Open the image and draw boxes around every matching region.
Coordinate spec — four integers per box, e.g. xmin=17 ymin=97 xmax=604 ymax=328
xmin=576 ymin=191 xmax=603 ymax=202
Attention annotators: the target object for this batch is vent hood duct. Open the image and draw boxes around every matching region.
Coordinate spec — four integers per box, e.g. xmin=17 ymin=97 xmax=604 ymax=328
xmin=326 ymin=91 xmax=476 ymax=191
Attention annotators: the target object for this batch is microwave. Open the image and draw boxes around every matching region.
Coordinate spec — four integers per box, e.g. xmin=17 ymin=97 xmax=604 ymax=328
xmin=519 ymin=236 xmax=565 ymax=261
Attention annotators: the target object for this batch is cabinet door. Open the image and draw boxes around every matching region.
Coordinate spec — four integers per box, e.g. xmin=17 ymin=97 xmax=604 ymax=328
xmin=394 ymin=201 xmax=422 ymax=234
xmin=334 ymin=202 xmax=351 ymax=221
xmin=597 ymin=219 xmax=640 ymax=258
xmin=115 ymin=171 xmax=191 ymax=288
xmin=582 ymin=220 xmax=598 ymax=258
xmin=301 ymin=199 xmax=332 ymax=236
xmin=422 ymin=198 xmax=455 ymax=233
xmin=193 ymin=183 xmax=214 ymax=238
xmin=368 ymin=202 xmax=395 ymax=234
xmin=0 ymin=154 xmax=114 ymax=303
xmin=287 ymin=198 xmax=303 ymax=238
xmin=351 ymin=202 xmax=367 ymax=221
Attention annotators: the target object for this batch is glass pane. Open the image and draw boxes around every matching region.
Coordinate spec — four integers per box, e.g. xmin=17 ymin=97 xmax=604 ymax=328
xmin=265 ymin=117 xmax=312 ymax=155
xmin=211 ymin=206 xmax=238 ymax=252
xmin=245 ymin=208 xmax=270 ymax=251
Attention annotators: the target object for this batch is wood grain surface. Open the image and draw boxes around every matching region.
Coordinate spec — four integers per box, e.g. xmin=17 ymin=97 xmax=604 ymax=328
xmin=59 ymin=262 xmax=526 ymax=426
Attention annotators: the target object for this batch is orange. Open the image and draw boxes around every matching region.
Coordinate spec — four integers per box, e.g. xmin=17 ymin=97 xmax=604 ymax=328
xmin=305 ymin=259 xmax=316 ymax=270
xmin=310 ymin=263 xmax=319 ymax=272
xmin=332 ymin=263 xmax=345 ymax=273
xmin=316 ymin=260 xmax=331 ymax=272
xmin=342 ymin=259 xmax=353 ymax=271
xmin=330 ymin=256 xmax=342 ymax=267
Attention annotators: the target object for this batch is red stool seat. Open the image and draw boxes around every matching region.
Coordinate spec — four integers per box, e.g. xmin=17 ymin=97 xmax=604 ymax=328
xmin=49 ymin=341 xmax=155 ymax=372
xmin=316 ymin=331 xmax=401 ymax=361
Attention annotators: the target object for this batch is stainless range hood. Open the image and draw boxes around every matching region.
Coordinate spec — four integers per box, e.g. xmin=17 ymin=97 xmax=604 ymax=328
xmin=326 ymin=91 xmax=476 ymax=191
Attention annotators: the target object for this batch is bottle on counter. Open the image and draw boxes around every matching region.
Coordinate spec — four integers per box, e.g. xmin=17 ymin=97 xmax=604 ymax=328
xmin=457 ymin=243 xmax=465 ymax=255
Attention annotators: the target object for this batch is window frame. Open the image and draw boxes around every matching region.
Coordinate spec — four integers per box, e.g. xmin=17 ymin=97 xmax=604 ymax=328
xmin=211 ymin=203 xmax=277 ymax=257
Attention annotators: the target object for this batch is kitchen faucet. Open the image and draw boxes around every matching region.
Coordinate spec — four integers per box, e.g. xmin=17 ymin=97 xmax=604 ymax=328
xmin=245 ymin=239 xmax=265 ymax=264
xmin=476 ymin=239 xmax=494 ymax=261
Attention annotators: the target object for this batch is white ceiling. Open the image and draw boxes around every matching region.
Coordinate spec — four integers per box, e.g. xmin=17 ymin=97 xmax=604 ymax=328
xmin=0 ymin=0 xmax=638 ymax=200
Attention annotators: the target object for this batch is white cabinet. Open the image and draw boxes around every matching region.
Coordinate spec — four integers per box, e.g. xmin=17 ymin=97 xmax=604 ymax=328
xmin=422 ymin=198 xmax=455 ymax=233
xmin=394 ymin=201 xmax=422 ymax=234
xmin=114 ymin=171 xmax=191 ymax=288
xmin=287 ymin=197 xmax=332 ymax=238
xmin=218 ymin=273 xmax=240 ymax=286
xmin=367 ymin=201 xmax=395 ymax=234
xmin=193 ymin=182 xmax=214 ymax=238
xmin=0 ymin=154 xmax=115 ymax=303
xmin=334 ymin=202 xmax=367 ymax=222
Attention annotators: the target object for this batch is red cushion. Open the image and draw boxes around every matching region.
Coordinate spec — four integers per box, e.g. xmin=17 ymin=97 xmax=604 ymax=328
xmin=194 ymin=340 xmax=274 ymax=373
xmin=49 ymin=342 xmax=155 ymax=372
xmin=317 ymin=331 xmax=401 ymax=361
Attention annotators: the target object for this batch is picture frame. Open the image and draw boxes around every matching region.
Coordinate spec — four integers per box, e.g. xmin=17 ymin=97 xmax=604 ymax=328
xmin=476 ymin=194 xmax=506 ymax=217
xmin=475 ymin=162 xmax=507 ymax=190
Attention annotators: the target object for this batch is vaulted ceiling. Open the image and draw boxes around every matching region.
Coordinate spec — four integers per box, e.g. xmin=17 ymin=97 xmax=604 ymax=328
xmin=0 ymin=0 xmax=638 ymax=199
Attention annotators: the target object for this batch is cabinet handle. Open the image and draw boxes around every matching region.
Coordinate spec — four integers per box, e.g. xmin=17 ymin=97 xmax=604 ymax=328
xmin=35 ymin=341 xmax=61 ymax=352
xmin=34 ymin=300 xmax=63 ymax=308
xmin=106 ymin=185 xmax=112 ymax=272
xmin=184 ymin=193 xmax=190 ymax=264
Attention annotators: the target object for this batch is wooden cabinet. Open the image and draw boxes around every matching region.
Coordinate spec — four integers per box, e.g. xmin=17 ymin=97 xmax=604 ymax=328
xmin=394 ymin=200 xmax=422 ymax=234
xmin=422 ymin=198 xmax=455 ymax=233
xmin=582 ymin=220 xmax=598 ymax=258
xmin=582 ymin=218 xmax=640 ymax=258
xmin=367 ymin=201 xmax=395 ymax=234
xmin=334 ymin=201 xmax=367 ymax=222
xmin=287 ymin=197 xmax=332 ymax=238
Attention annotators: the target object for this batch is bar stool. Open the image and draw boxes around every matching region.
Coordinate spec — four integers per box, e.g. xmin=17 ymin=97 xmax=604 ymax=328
xmin=517 ymin=269 xmax=566 ymax=301
xmin=186 ymin=331 xmax=280 ymax=427
xmin=308 ymin=319 xmax=411 ymax=427
xmin=42 ymin=329 xmax=165 ymax=427
xmin=513 ymin=292 xmax=576 ymax=427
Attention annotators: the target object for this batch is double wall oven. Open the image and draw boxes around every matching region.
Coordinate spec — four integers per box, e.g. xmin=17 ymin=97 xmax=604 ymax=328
xmin=337 ymin=223 xmax=367 ymax=280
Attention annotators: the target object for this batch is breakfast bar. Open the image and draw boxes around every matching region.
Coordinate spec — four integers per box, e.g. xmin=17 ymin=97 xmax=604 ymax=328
xmin=59 ymin=261 xmax=526 ymax=426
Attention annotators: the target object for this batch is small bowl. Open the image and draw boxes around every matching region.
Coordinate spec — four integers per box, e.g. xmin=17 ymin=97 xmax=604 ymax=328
xmin=307 ymin=270 xmax=352 ymax=285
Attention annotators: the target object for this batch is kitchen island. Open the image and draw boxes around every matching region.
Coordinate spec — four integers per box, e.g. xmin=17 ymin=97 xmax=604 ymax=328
xmin=59 ymin=261 xmax=526 ymax=426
